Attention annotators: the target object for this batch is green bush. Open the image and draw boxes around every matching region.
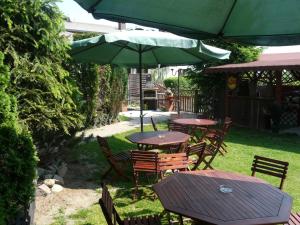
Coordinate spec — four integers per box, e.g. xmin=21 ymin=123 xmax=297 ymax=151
xmin=0 ymin=126 xmax=38 ymax=223
xmin=0 ymin=52 xmax=38 ymax=224
xmin=94 ymin=65 xmax=128 ymax=126
xmin=0 ymin=0 xmax=84 ymax=142
xmin=163 ymin=76 xmax=193 ymax=92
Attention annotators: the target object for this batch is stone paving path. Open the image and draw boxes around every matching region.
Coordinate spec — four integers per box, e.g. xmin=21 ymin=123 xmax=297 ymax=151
xmin=76 ymin=110 xmax=176 ymax=138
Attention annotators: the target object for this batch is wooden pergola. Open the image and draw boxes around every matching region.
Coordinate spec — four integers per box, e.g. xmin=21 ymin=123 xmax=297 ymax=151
xmin=205 ymin=53 xmax=300 ymax=129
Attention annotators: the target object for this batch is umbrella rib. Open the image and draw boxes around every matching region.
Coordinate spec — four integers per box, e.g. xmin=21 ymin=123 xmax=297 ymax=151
xmin=111 ymin=42 xmax=138 ymax=52
xmin=71 ymin=41 xmax=106 ymax=56
xmin=218 ymin=0 xmax=237 ymax=36
xmin=150 ymin=48 xmax=159 ymax=65
xmin=142 ymin=46 xmax=160 ymax=53
xmin=108 ymin=44 xmax=128 ymax=64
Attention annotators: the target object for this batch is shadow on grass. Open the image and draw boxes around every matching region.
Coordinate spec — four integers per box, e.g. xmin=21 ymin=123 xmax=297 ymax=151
xmin=63 ymin=132 xmax=158 ymax=193
xmin=225 ymin=126 xmax=300 ymax=154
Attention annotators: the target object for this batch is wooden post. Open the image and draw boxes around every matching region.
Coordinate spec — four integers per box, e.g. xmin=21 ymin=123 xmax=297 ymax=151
xmin=275 ymin=70 xmax=283 ymax=104
xmin=225 ymin=74 xmax=229 ymax=117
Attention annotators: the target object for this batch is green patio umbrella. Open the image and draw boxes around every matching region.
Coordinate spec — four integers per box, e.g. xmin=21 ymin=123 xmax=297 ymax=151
xmin=73 ymin=0 xmax=300 ymax=46
xmin=71 ymin=30 xmax=230 ymax=131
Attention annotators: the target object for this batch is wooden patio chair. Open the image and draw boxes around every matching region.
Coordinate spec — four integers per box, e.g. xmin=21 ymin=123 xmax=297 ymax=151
xmin=200 ymin=117 xmax=232 ymax=155
xmin=251 ymin=155 xmax=289 ymax=190
xmin=168 ymin=121 xmax=189 ymax=133
xmin=158 ymin=152 xmax=189 ymax=178
xmin=284 ymin=212 xmax=300 ymax=225
xmin=131 ymin=150 xmax=160 ymax=198
xmin=196 ymin=133 xmax=224 ymax=170
xmin=185 ymin=142 xmax=207 ymax=170
xmin=97 ymin=136 xmax=130 ymax=180
xmin=99 ymin=183 xmax=162 ymax=225
xmin=168 ymin=120 xmax=198 ymax=144
xmin=199 ymin=143 xmax=220 ymax=170
xmin=150 ymin=116 xmax=158 ymax=131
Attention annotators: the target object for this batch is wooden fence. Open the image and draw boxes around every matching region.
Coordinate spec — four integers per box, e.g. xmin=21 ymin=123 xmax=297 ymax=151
xmin=157 ymin=89 xmax=196 ymax=112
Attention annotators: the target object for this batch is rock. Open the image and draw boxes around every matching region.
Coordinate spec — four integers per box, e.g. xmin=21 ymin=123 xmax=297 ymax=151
xmin=44 ymin=174 xmax=53 ymax=179
xmin=53 ymin=175 xmax=64 ymax=185
xmin=57 ymin=162 xmax=68 ymax=177
xmin=38 ymin=184 xmax=51 ymax=195
xmin=43 ymin=179 xmax=55 ymax=187
xmin=51 ymin=184 xmax=63 ymax=193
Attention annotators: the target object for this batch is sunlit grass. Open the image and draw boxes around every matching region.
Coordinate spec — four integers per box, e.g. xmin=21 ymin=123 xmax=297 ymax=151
xmin=52 ymin=124 xmax=300 ymax=224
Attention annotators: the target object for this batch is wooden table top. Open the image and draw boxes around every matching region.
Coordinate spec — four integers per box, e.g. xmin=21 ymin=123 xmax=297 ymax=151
xmin=153 ymin=170 xmax=292 ymax=225
xmin=126 ymin=131 xmax=190 ymax=146
xmin=173 ymin=118 xmax=217 ymax=126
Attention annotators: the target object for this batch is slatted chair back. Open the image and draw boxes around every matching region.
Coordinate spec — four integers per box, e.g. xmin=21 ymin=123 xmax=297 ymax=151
xmin=186 ymin=142 xmax=206 ymax=156
xmin=97 ymin=136 xmax=113 ymax=158
xmin=186 ymin=142 xmax=207 ymax=170
xmin=158 ymin=153 xmax=189 ymax=172
xmin=285 ymin=212 xmax=300 ymax=225
xmin=99 ymin=183 xmax=123 ymax=225
xmin=202 ymin=134 xmax=224 ymax=170
xmin=168 ymin=121 xmax=190 ymax=134
xmin=251 ymin=155 xmax=289 ymax=190
xmin=131 ymin=150 xmax=159 ymax=173
xmin=150 ymin=116 xmax=158 ymax=131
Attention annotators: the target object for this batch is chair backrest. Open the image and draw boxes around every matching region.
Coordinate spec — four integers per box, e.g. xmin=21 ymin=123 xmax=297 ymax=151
xmin=131 ymin=150 xmax=159 ymax=173
xmin=186 ymin=142 xmax=206 ymax=157
xmin=97 ymin=136 xmax=113 ymax=158
xmin=206 ymin=133 xmax=224 ymax=155
xmin=251 ymin=155 xmax=289 ymax=190
xmin=168 ymin=121 xmax=190 ymax=134
xmin=99 ymin=183 xmax=123 ymax=225
xmin=205 ymin=129 xmax=224 ymax=146
xmin=150 ymin=116 xmax=158 ymax=131
xmin=286 ymin=212 xmax=300 ymax=225
xmin=158 ymin=153 xmax=189 ymax=172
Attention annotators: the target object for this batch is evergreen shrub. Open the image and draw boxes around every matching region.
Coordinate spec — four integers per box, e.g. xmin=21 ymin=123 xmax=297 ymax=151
xmin=0 ymin=52 xmax=38 ymax=224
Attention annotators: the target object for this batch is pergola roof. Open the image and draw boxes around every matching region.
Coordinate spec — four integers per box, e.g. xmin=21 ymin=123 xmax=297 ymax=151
xmin=206 ymin=53 xmax=300 ymax=73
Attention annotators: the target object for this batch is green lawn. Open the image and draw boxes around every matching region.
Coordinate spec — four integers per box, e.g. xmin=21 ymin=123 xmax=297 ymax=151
xmin=52 ymin=124 xmax=300 ymax=225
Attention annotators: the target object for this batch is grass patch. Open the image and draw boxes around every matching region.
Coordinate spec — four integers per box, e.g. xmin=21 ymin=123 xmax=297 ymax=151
xmin=52 ymin=124 xmax=300 ymax=224
xmin=118 ymin=115 xmax=132 ymax=122
xmin=51 ymin=209 xmax=67 ymax=225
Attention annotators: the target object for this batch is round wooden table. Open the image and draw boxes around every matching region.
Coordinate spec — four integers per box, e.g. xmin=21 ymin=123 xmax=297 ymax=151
xmin=173 ymin=118 xmax=217 ymax=127
xmin=153 ymin=170 xmax=292 ymax=225
xmin=127 ymin=131 xmax=190 ymax=150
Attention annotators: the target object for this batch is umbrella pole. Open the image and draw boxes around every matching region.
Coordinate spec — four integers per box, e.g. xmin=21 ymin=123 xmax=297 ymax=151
xmin=177 ymin=72 xmax=180 ymax=115
xmin=139 ymin=45 xmax=144 ymax=132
